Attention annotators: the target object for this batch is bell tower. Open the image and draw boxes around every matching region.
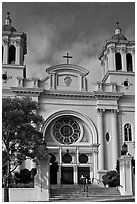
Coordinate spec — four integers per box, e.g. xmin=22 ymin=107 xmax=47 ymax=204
xmin=2 ymin=12 xmax=27 ymax=90
xmin=99 ymin=22 xmax=135 ymax=83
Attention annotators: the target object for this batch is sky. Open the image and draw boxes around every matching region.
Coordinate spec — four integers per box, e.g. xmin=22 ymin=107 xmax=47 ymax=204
xmin=2 ymin=2 xmax=135 ymax=83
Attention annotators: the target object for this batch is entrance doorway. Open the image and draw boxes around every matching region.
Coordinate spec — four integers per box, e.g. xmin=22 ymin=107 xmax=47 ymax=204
xmin=78 ymin=167 xmax=90 ymax=184
xmin=61 ymin=167 xmax=73 ymax=184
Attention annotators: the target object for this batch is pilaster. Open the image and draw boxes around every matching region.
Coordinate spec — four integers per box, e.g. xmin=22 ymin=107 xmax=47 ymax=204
xmin=97 ymin=108 xmax=105 ymax=170
xmin=121 ymin=48 xmax=127 ymax=71
xmin=108 ymin=46 xmax=116 ymax=71
xmin=3 ymin=38 xmax=9 ymax=64
xmin=15 ymin=39 xmax=21 ymax=65
xmin=119 ymin=155 xmax=133 ymax=195
xmin=92 ymin=144 xmax=99 ymax=182
xmin=131 ymin=49 xmax=135 ymax=72
xmin=111 ymin=109 xmax=118 ymax=169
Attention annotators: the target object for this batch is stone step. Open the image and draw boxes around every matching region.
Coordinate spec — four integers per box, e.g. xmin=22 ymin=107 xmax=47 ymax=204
xmin=50 ymin=184 xmax=121 ymax=201
xmin=49 ymin=195 xmax=135 ymax=202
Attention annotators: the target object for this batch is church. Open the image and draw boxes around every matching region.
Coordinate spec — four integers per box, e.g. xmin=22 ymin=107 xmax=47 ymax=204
xmin=2 ymin=13 xmax=135 ymax=185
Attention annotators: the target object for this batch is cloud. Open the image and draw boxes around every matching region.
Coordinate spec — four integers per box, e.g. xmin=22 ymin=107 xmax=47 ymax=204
xmin=24 ymin=23 xmax=58 ymax=78
xmin=125 ymin=24 xmax=135 ymax=41
xmin=24 ymin=22 xmax=111 ymax=82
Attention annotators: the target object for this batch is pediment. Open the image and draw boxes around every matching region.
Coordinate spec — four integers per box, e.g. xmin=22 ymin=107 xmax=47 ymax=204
xmin=45 ymin=64 xmax=89 ymax=92
xmin=46 ymin=64 xmax=89 ymax=76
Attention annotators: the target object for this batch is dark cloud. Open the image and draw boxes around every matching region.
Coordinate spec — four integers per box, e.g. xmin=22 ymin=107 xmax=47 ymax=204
xmin=2 ymin=2 xmax=135 ymax=80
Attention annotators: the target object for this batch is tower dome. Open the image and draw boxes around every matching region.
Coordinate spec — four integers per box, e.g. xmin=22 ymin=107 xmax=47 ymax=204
xmin=3 ymin=12 xmax=17 ymax=32
xmin=111 ymin=22 xmax=127 ymax=41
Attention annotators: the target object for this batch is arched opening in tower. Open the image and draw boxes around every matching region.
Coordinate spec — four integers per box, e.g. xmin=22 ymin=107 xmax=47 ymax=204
xmin=9 ymin=45 xmax=16 ymax=64
xmin=126 ymin=53 xmax=133 ymax=72
xmin=115 ymin=52 xmax=122 ymax=71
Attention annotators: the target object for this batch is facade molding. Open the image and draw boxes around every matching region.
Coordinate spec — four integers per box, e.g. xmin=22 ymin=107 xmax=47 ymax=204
xmin=46 ymin=64 xmax=89 ymax=76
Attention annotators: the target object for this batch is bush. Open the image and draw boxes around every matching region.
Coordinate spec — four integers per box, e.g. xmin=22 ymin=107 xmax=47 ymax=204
xmin=102 ymin=170 xmax=120 ymax=187
xmin=14 ymin=168 xmax=37 ymax=184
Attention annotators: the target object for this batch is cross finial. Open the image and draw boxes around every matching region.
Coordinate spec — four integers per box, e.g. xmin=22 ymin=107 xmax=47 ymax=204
xmin=63 ymin=52 xmax=72 ymax=64
xmin=7 ymin=12 xmax=10 ymax=18
xmin=116 ymin=22 xmax=119 ymax=28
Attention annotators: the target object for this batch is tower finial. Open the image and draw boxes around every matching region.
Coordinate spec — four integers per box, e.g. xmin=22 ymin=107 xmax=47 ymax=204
xmin=5 ymin=12 xmax=12 ymax=26
xmin=115 ymin=21 xmax=121 ymax=35
xmin=7 ymin=12 xmax=10 ymax=17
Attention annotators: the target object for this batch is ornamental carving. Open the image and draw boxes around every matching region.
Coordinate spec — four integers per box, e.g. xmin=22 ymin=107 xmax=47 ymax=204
xmin=2 ymin=71 xmax=12 ymax=83
xmin=64 ymin=76 xmax=72 ymax=86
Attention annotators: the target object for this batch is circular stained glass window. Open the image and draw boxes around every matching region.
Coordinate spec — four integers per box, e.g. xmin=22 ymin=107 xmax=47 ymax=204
xmin=53 ymin=117 xmax=81 ymax=144
xmin=79 ymin=154 xmax=88 ymax=163
xmin=62 ymin=153 xmax=72 ymax=163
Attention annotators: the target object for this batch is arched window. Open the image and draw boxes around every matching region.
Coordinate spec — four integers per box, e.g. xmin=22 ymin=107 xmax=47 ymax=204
xmin=126 ymin=53 xmax=133 ymax=72
xmin=115 ymin=52 xmax=122 ymax=71
xmin=9 ymin=45 xmax=16 ymax=64
xmin=124 ymin=123 xmax=132 ymax=141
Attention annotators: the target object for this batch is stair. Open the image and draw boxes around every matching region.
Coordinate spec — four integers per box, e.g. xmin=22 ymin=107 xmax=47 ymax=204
xmin=49 ymin=184 xmax=123 ymax=202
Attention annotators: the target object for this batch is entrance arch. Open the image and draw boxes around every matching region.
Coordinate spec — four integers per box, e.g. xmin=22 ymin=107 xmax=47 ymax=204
xmin=42 ymin=110 xmax=98 ymax=185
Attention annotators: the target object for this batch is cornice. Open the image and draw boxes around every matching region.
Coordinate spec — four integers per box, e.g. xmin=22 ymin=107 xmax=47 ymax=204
xmin=11 ymin=87 xmax=44 ymax=96
xmin=2 ymin=64 xmax=26 ymax=70
xmin=43 ymin=90 xmax=124 ymax=100
xmin=93 ymin=91 xmax=124 ymax=99
xmin=44 ymin=90 xmax=94 ymax=99
xmin=102 ymin=71 xmax=135 ymax=83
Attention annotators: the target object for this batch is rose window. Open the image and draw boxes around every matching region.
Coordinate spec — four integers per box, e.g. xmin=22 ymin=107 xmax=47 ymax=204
xmin=53 ymin=117 xmax=81 ymax=144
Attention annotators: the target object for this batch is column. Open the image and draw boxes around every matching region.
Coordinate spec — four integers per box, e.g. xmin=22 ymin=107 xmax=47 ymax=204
xmin=131 ymin=49 xmax=135 ymax=72
xmin=80 ymin=75 xmax=86 ymax=91
xmin=111 ymin=110 xmax=118 ymax=169
xmin=50 ymin=73 xmax=56 ymax=89
xmin=92 ymin=144 xmax=99 ymax=182
xmin=121 ymin=48 xmax=127 ymax=71
xmin=3 ymin=39 xmax=9 ymax=64
xmin=97 ymin=108 xmax=105 ymax=170
xmin=100 ymin=60 xmax=105 ymax=77
xmin=73 ymin=166 xmax=78 ymax=184
xmin=57 ymin=165 xmax=61 ymax=184
xmin=15 ymin=40 xmax=21 ymax=65
xmin=108 ymin=47 xmax=116 ymax=71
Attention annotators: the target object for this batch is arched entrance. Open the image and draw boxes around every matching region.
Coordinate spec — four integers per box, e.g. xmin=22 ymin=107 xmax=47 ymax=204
xmin=43 ymin=110 xmax=98 ymax=185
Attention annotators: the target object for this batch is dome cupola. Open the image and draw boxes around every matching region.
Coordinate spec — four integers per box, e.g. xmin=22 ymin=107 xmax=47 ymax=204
xmin=111 ymin=22 xmax=127 ymax=41
xmin=3 ymin=12 xmax=16 ymax=32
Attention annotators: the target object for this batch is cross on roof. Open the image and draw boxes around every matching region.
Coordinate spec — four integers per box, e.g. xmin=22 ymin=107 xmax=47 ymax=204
xmin=63 ymin=52 xmax=72 ymax=64
xmin=116 ymin=22 xmax=120 ymax=28
xmin=7 ymin=12 xmax=10 ymax=17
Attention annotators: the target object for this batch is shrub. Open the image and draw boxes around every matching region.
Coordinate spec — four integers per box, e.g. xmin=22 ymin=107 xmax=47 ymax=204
xmin=102 ymin=170 xmax=120 ymax=187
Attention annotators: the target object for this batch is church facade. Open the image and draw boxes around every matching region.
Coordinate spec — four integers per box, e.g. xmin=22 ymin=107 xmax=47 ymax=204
xmin=2 ymin=14 xmax=135 ymax=185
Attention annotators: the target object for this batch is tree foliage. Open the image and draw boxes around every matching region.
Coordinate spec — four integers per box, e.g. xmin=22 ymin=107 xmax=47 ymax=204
xmin=102 ymin=170 xmax=120 ymax=187
xmin=2 ymin=97 xmax=44 ymax=169
xmin=2 ymin=97 xmax=44 ymax=201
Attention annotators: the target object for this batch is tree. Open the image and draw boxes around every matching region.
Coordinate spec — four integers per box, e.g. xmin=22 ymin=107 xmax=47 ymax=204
xmin=2 ymin=97 xmax=44 ymax=202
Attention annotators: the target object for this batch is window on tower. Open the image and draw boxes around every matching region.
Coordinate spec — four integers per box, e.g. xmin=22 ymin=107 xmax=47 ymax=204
xmin=9 ymin=45 xmax=16 ymax=64
xmin=126 ymin=53 xmax=133 ymax=72
xmin=115 ymin=52 xmax=122 ymax=71
xmin=124 ymin=123 xmax=132 ymax=142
